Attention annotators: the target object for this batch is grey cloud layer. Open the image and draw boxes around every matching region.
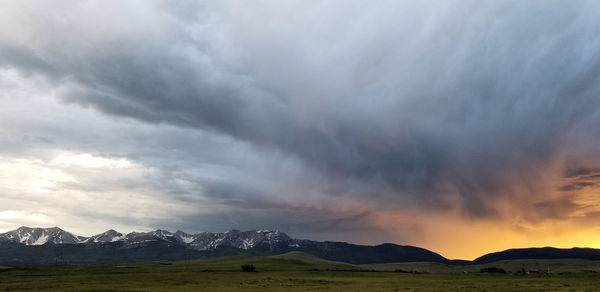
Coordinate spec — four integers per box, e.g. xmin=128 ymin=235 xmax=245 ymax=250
xmin=2 ymin=0 xmax=600 ymax=234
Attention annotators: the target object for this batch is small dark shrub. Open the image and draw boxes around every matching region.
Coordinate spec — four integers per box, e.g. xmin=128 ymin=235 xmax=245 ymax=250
xmin=394 ymin=269 xmax=426 ymax=274
xmin=241 ymin=264 xmax=256 ymax=272
xmin=480 ymin=267 xmax=507 ymax=274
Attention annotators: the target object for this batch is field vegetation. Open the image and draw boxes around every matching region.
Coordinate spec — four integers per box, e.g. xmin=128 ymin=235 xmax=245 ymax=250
xmin=0 ymin=252 xmax=599 ymax=291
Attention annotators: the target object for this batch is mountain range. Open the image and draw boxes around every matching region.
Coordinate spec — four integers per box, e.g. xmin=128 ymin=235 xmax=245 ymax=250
xmin=0 ymin=227 xmax=303 ymax=252
xmin=1 ymin=226 xmax=599 ymax=267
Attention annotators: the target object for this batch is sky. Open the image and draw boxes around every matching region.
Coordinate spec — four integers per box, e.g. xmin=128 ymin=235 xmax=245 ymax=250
xmin=1 ymin=0 xmax=600 ymax=260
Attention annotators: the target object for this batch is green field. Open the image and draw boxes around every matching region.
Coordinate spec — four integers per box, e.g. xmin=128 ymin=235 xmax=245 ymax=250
xmin=1 ymin=252 xmax=600 ymax=291
xmin=361 ymin=258 xmax=600 ymax=274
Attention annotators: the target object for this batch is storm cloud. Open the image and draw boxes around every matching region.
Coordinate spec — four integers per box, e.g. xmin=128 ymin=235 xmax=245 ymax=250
xmin=2 ymin=0 xmax=600 ymax=258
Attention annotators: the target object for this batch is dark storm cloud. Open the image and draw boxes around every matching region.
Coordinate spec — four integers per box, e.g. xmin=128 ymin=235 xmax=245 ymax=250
xmin=2 ymin=0 xmax=600 ymax=225
xmin=285 ymin=212 xmax=376 ymax=233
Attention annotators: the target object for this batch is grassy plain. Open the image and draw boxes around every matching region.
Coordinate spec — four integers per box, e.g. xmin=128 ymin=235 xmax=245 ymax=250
xmin=361 ymin=258 xmax=600 ymax=274
xmin=0 ymin=252 xmax=599 ymax=291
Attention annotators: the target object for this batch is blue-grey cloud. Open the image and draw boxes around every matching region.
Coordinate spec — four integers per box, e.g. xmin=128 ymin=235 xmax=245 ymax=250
xmin=1 ymin=0 xmax=600 ymax=243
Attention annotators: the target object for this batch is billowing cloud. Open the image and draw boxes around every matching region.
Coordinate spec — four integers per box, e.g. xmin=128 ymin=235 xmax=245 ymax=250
xmin=1 ymin=0 xmax=600 ymax=259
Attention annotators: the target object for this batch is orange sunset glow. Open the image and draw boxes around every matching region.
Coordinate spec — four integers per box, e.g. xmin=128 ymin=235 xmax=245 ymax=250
xmin=2 ymin=1 xmax=600 ymax=265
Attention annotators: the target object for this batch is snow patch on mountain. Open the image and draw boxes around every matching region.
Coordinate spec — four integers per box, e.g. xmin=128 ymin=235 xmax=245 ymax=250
xmin=33 ymin=233 xmax=49 ymax=245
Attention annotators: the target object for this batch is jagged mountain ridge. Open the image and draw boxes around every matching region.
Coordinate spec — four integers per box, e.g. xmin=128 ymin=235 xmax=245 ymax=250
xmin=0 ymin=227 xmax=301 ymax=251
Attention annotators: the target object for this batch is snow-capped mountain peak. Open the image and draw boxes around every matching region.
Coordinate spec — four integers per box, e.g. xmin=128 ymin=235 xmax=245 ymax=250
xmin=174 ymin=230 xmax=195 ymax=244
xmin=186 ymin=229 xmax=293 ymax=251
xmin=151 ymin=229 xmax=174 ymax=240
xmin=84 ymin=229 xmax=124 ymax=243
xmin=0 ymin=227 xmax=297 ymax=251
xmin=0 ymin=226 xmax=83 ymax=245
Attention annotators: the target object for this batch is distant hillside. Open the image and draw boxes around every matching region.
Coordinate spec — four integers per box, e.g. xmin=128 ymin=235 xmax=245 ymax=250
xmin=474 ymin=247 xmax=600 ymax=264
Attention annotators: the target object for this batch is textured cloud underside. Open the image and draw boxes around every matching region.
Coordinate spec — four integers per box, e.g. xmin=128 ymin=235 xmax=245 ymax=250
xmin=1 ymin=1 xmax=600 ymax=259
